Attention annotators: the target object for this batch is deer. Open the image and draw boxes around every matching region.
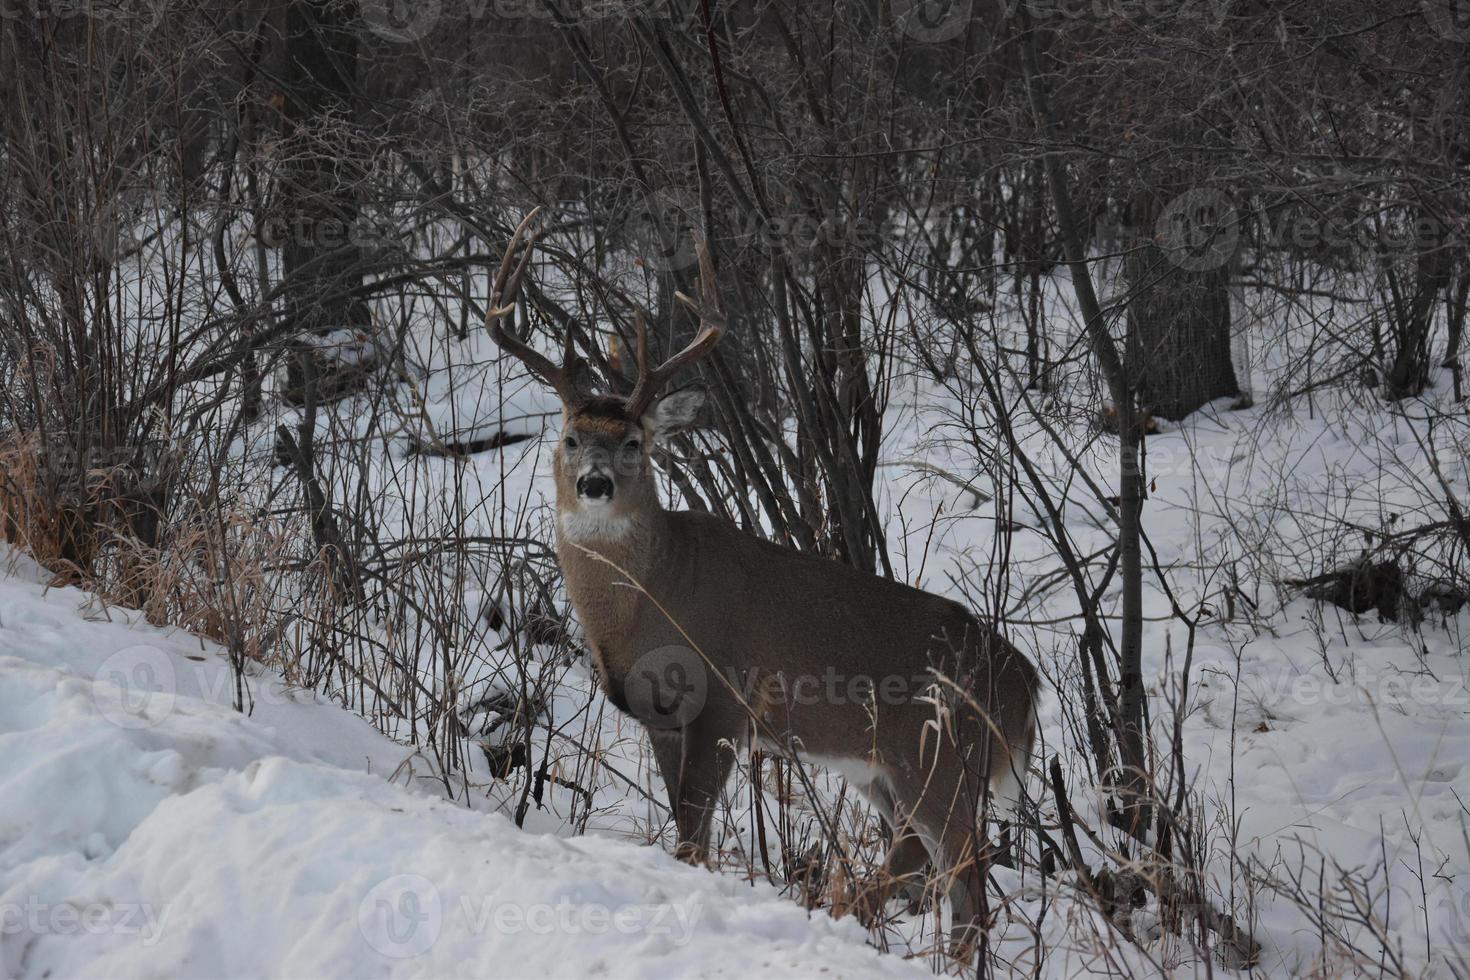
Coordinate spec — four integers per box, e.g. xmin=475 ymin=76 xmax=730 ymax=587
xmin=485 ymin=211 xmax=1040 ymax=955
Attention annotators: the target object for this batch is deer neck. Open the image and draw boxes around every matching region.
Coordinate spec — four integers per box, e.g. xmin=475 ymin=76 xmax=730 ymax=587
xmin=554 ymin=487 xmax=670 ymax=653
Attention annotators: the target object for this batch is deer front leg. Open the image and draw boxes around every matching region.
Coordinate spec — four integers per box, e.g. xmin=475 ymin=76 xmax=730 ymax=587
xmin=647 ymin=730 xmax=684 ymax=826
xmin=669 ymin=723 xmax=736 ymax=866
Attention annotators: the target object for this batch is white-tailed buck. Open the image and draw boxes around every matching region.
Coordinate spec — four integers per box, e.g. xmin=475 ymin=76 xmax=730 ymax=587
xmin=487 ymin=211 xmax=1039 ymax=953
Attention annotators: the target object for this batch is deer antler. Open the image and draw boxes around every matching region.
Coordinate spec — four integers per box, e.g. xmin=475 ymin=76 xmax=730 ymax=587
xmin=486 ymin=208 xmax=585 ymax=406
xmin=624 ymin=235 xmax=725 ymax=419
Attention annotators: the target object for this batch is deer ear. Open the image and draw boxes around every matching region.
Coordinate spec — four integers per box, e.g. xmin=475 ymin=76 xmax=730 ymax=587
xmin=645 ymin=386 xmax=706 ymax=439
xmin=568 ymin=357 xmax=596 ymax=399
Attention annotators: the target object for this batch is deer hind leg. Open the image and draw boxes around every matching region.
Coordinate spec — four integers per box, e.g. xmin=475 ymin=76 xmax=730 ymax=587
xmin=852 ymin=774 xmax=932 ymax=924
xmin=929 ymin=805 xmax=987 ymax=960
xmin=886 ymin=748 xmax=994 ymax=960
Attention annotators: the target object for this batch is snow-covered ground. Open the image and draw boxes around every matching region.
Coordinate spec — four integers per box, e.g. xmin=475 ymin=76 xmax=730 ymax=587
xmin=0 ymin=546 xmax=928 ymax=979
xmin=9 ymin=226 xmax=1468 ymax=977
xmin=7 ymin=379 xmax=1466 ymax=976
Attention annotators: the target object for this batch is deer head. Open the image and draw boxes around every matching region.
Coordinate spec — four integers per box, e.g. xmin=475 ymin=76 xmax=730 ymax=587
xmin=487 ymin=210 xmax=724 ymax=537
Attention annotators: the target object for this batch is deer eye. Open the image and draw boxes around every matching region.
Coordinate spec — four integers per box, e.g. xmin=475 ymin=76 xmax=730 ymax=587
xmin=563 ymin=435 xmax=578 ymax=450
xmin=624 ymin=438 xmax=641 ymax=452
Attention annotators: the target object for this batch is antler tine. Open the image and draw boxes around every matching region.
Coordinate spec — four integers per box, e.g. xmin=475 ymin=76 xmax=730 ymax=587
xmin=626 ymin=235 xmax=725 ymax=419
xmin=631 ymin=309 xmax=651 ymax=390
xmin=485 ymin=208 xmax=584 ymax=405
xmin=694 ymin=231 xmax=723 ymax=323
xmin=487 ymin=208 xmax=539 ymax=326
xmin=672 ymin=234 xmax=728 ymax=332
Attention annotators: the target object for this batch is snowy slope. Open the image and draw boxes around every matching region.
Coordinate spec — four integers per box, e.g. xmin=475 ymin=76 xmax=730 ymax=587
xmin=0 ymin=547 xmax=926 ymax=979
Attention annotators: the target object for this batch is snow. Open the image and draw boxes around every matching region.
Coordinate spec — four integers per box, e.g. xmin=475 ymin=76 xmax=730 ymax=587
xmin=14 ymin=218 xmax=1470 ymax=976
xmin=881 ymin=367 xmax=1470 ymax=972
xmin=0 ymin=548 xmax=926 ymax=979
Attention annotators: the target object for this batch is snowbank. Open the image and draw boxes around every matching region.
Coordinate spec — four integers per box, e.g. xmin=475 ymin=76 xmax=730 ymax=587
xmin=0 ymin=548 xmax=924 ymax=979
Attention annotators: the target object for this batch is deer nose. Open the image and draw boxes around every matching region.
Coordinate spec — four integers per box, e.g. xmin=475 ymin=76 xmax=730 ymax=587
xmin=577 ymin=473 xmax=613 ymax=500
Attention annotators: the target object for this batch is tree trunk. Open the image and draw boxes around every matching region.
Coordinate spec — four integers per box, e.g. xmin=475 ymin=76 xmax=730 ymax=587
xmin=1124 ymin=194 xmax=1240 ymax=421
xmin=1445 ymin=268 xmax=1467 ymax=401
xmin=279 ymin=0 xmax=371 ymax=404
xmin=1384 ymin=209 xmax=1453 ymax=400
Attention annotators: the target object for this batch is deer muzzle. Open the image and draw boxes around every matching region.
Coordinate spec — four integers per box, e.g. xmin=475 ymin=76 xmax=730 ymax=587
xmin=576 ymin=472 xmax=614 ymax=501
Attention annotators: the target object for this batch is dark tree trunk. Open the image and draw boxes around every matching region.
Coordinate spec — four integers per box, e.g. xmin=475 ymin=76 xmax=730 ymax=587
xmin=1445 ymin=268 xmax=1467 ymax=401
xmin=1124 ymin=193 xmax=1241 ymax=421
xmin=279 ymin=0 xmax=371 ymax=404
xmin=1384 ymin=210 xmax=1453 ymax=400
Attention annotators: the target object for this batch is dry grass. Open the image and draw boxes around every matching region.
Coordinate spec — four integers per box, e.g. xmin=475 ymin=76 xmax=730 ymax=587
xmin=0 ymin=428 xmax=311 ymax=676
xmin=0 ymin=430 xmax=105 ymax=586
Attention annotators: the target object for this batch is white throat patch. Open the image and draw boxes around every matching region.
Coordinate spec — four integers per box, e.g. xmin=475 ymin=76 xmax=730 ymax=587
xmin=559 ymin=507 xmax=638 ymax=543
